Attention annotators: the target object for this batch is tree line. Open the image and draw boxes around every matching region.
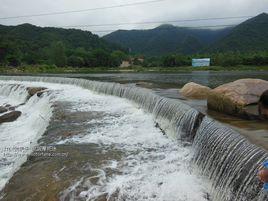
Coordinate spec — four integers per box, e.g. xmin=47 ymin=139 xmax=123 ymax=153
xmin=1 ymin=39 xmax=268 ymax=68
xmin=1 ymin=23 xmax=268 ymax=69
xmin=0 ymin=41 xmax=128 ymax=67
xmin=142 ymin=51 xmax=268 ymax=67
xmin=1 ymin=40 xmax=268 ymax=68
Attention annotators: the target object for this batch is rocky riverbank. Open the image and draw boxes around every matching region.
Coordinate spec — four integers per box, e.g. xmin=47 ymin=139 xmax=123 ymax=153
xmin=179 ymin=79 xmax=268 ymax=151
xmin=180 ymin=78 xmax=268 ymax=120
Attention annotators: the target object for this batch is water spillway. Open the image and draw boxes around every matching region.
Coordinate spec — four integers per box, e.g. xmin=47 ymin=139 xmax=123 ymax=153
xmin=0 ymin=76 xmax=267 ymax=201
xmin=194 ymin=117 xmax=268 ymax=201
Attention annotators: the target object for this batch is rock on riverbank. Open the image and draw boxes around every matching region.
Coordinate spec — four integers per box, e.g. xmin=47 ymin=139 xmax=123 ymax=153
xmin=180 ymin=82 xmax=211 ymax=99
xmin=207 ymin=79 xmax=268 ymax=119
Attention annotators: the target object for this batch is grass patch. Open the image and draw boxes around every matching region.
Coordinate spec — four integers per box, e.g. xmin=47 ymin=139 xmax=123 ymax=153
xmin=0 ymin=65 xmax=268 ymax=74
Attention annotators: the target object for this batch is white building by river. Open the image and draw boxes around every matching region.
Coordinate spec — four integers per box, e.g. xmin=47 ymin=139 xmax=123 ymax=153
xmin=192 ymin=58 xmax=210 ymax=67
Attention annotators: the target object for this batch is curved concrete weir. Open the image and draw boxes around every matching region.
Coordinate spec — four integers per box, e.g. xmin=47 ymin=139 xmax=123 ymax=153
xmin=0 ymin=76 xmax=267 ymax=201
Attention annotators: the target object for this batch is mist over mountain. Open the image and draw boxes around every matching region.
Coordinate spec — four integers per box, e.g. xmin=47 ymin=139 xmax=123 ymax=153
xmin=103 ymin=25 xmax=232 ymax=56
xmin=103 ymin=13 xmax=268 ymax=56
xmin=0 ymin=13 xmax=267 ymax=68
xmin=207 ymin=13 xmax=268 ymax=52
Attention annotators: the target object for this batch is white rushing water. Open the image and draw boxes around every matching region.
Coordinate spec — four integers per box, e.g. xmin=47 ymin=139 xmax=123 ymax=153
xmin=0 ymin=81 xmax=53 ymax=191
xmin=56 ymin=86 xmax=210 ymax=201
xmin=0 ymin=80 xmax=210 ymax=201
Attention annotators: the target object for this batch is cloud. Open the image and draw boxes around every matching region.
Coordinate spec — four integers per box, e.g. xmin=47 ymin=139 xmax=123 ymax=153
xmin=0 ymin=0 xmax=267 ymax=35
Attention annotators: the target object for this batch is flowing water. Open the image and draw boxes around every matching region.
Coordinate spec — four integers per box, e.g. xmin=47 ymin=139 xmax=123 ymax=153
xmin=0 ymin=76 xmax=267 ymax=201
xmin=0 ymin=83 xmax=53 ymax=191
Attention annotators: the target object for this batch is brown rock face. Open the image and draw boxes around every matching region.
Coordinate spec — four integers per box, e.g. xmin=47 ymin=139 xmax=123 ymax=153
xmin=0 ymin=111 xmax=22 ymax=124
xmin=27 ymin=87 xmax=47 ymax=97
xmin=180 ymin=82 xmax=211 ymax=99
xmin=208 ymin=79 xmax=268 ymax=119
xmin=259 ymin=90 xmax=268 ymax=119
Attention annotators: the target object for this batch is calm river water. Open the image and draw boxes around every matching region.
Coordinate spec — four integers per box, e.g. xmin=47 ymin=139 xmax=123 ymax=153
xmin=59 ymin=71 xmax=268 ymax=88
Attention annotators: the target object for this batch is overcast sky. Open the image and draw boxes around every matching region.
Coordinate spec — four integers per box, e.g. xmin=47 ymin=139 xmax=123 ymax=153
xmin=0 ymin=0 xmax=267 ymax=35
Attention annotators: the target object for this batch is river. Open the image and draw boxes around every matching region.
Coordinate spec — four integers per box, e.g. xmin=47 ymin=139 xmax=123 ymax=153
xmin=38 ymin=71 xmax=268 ymax=151
xmin=0 ymin=72 xmax=267 ymax=201
xmin=51 ymin=71 xmax=268 ymax=88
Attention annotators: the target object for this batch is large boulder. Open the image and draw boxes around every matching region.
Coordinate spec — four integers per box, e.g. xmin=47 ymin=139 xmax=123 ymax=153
xmin=259 ymin=90 xmax=268 ymax=119
xmin=208 ymin=79 xmax=268 ymax=119
xmin=0 ymin=111 xmax=22 ymax=124
xmin=180 ymin=82 xmax=211 ymax=99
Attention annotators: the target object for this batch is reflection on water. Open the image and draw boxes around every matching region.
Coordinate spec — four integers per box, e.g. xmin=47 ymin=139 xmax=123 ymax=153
xmin=6 ymin=71 xmax=268 ymax=88
xmin=62 ymin=71 xmax=268 ymax=88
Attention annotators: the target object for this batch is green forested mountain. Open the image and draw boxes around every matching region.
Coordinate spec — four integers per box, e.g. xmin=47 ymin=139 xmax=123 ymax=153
xmin=0 ymin=13 xmax=267 ymax=68
xmin=207 ymin=13 xmax=268 ymax=52
xmin=103 ymin=13 xmax=268 ymax=56
xmin=0 ymin=23 xmax=126 ymax=67
xmin=103 ymin=24 xmax=232 ymax=56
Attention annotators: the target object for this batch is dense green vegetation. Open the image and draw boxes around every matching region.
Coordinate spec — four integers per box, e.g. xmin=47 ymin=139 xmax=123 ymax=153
xmin=103 ymin=24 xmax=232 ymax=56
xmin=208 ymin=13 xmax=268 ymax=52
xmin=1 ymin=65 xmax=268 ymax=74
xmin=0 ymin=24 xmax=128 ymax=67
xmin=104 ymin=13 xmax=268 ymax=56
xmin=0 ymin=13 xmax=268 ymax=71
xmin=142 ymin=51 xmax=268 ymax=67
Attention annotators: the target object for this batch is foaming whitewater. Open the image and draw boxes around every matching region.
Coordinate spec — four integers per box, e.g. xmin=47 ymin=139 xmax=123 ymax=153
xmin=0 ymin=76 xmax=267 ymax=201
xmin=0 ymin=84 xmax=29 ymax=106
xmin=55 ymin=86 xmax=209 ymax=201
xmin=0 ymin=76 xmax=203 ymax=141
xmin=0 ymin=81 xmax=53 ymax=191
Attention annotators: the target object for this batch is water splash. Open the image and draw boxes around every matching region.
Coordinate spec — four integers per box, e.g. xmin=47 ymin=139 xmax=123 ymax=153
xmin=0 ymin=81 xmax=53 ymax=191
xmin=0 ymin=83 xmax=29 ymax=105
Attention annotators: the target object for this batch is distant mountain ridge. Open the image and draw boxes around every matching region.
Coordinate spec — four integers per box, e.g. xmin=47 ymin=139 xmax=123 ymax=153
xmin=0 ymin=23 xmax=123 ymax=52
xmin=0 ymin=23 xmax=126 ymax=67
xmin=103 ymin=13 xmax=268 ymax=56
xmin=0 ymin=12 xmax=267 ymax=61
xmin=207 ymin=13 xmax=268 ymax=52
xmin=103 ymin=24 xmax=232 ymax=56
